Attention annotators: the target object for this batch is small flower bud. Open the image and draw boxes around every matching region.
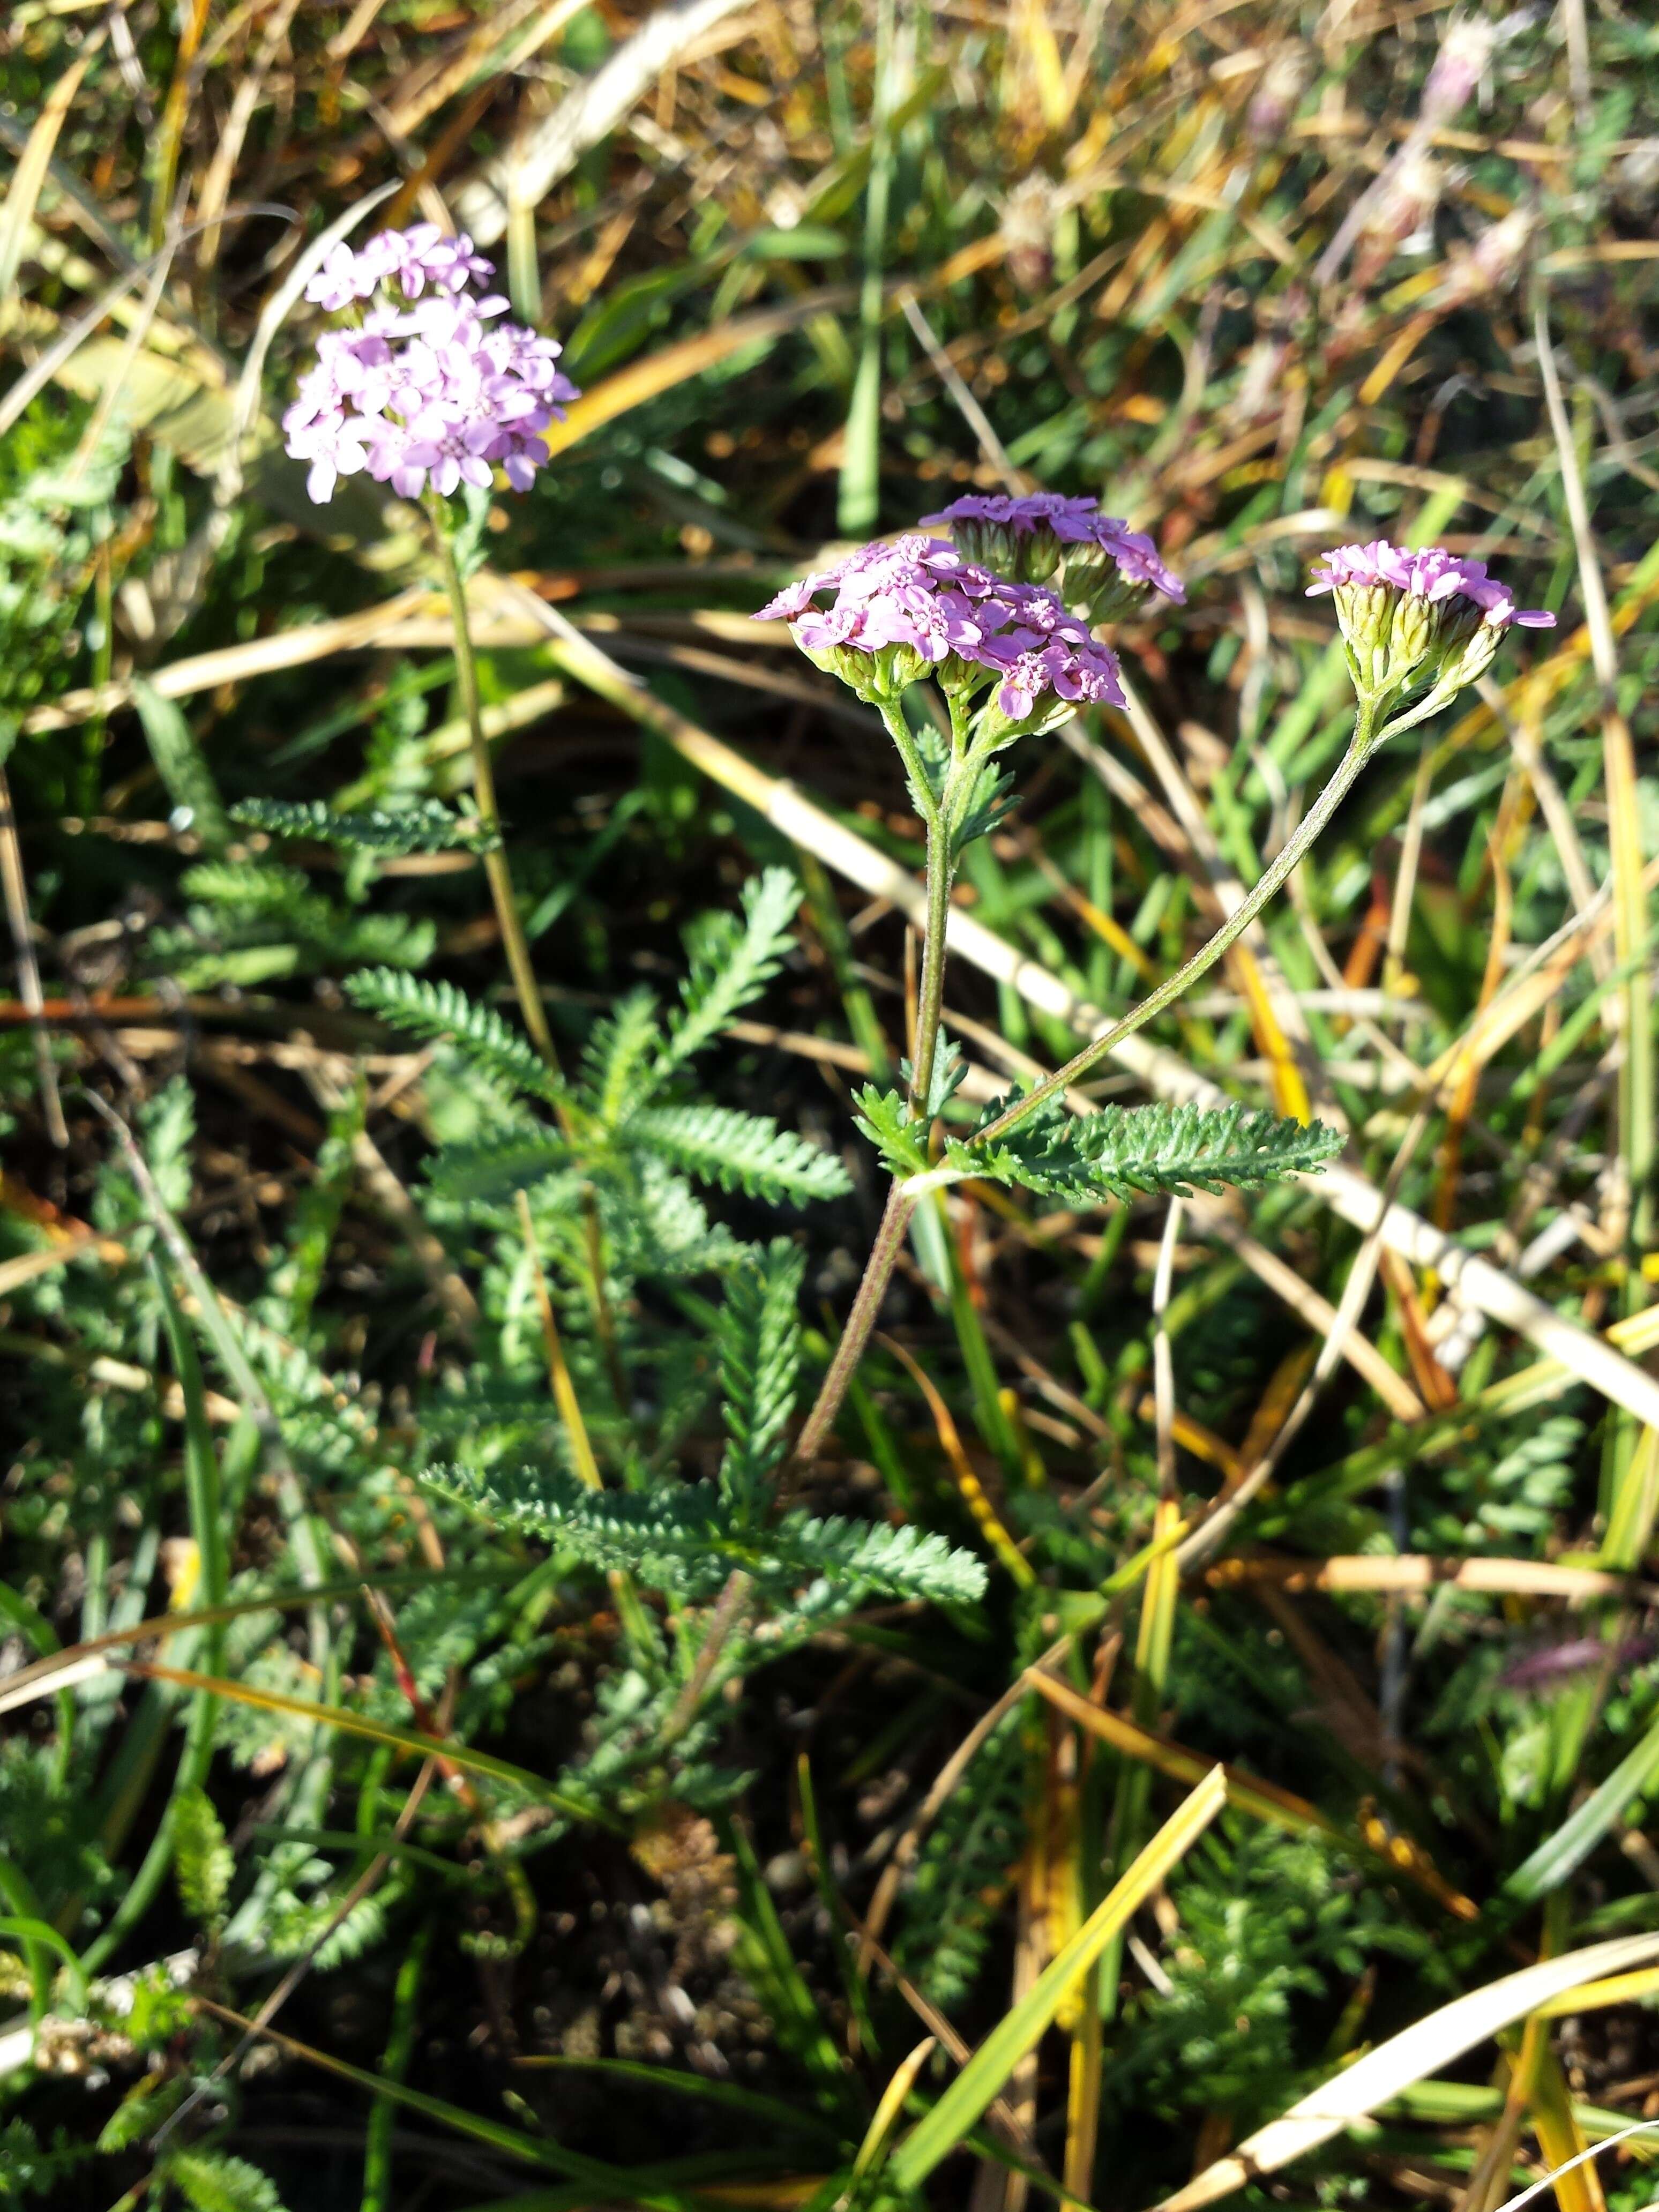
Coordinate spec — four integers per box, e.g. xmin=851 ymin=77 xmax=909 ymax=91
xmin=922 ymin=494 xmax=1184 ymax=619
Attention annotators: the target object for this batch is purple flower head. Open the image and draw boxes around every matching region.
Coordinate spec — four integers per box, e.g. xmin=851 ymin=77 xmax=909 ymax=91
xmin=922 ymin=491 xmax=1185 ymax=614
xmin=977 ymin=582 xmax=1126 ymax=723
xmin=286 ymin=226 xmax=579 ymax=505
xmin=755 ymin=536 xmax=1015 ymax=701
xmin=756 ymin=538 xmax=1123 ymax=730
xmin=1309 ymin=539 xmax=1553 ymax=714
xmin=1307 ymin=542 xmax=1555 ymax=630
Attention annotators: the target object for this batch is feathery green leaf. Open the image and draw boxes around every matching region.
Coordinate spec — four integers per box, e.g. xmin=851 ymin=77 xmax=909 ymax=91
xmin=661 ymin=867 xmax=800 ymax=1073
xmin=344 ymin=968 xmax=569 ymax=1106
xmin=718 ymin=1238 xmax=806 ymax=1518
xmin=230 ymin=797 xmax=499 ymax=853
xmin=629 ymin=1104 xmax=850 ymax=1205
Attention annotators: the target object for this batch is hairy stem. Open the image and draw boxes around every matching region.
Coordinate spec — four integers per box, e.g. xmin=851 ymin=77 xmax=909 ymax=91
xmin=974 ymin=700 xmax=1379 ymax=1147
xmin=430 ymin=501 xmax=560 ymax=1073
xmin=791 ymin=705 xmax=961 ymax=1462
xmin=793 ymin=1179 xmax=917 ymax=1465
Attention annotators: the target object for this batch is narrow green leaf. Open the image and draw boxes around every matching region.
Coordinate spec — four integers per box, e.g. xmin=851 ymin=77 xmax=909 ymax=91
xmin=885 ymin=1765 xmax=1228 ymax=2191
xmin=132 ymin=676 xmax=229 ymax=851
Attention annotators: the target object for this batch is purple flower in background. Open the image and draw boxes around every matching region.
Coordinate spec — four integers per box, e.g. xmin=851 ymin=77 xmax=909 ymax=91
xmin=285 ymin=225 xmax=579 ymax=504
xmin=922 ymin=492 xmax=1186 ymax=610
xmin=1420 ymin=14 xmax=1500 ymax=127
xmin=1307 ymin=541 xmax=1555 ymax=629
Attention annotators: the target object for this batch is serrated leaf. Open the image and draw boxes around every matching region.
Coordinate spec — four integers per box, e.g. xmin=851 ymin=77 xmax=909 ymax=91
xmin=628 ymin=1104 xmax=850 ymax=1205
xmin=897 ymin=1033 xmax=967 ymax=1120
xmin=423 ymin=1130 xmax=570 ymax=1202
xmin=581 ymin=987 xmax=664 ymax=1127
xmin=171 ymin=1785 xmax=233 ymax=1929
xmin=763 ymin=1510 xmax=989 ymax=1606
xmin=661 ymin=867 xmax=800 ymax=1073
xmin=423 ymin=1468 xmax=987 ymax=1610
xmin=344 ymin=968 xmax=568 ymax=1107
xmin=425 ymin=1468 xmax=732 ymax=1596
xmin=852 ymin=1084 xmax=931 ymax=1178
xmin=718 ymin=1238 xmax=806 ymax=1517
xmin=230 ymin=797 xmax=499 ymax=853
xmin=1008 ymin=1100 xmax=1346 ymax=1202
xmin=164 ymin=2149 xmax=289 ymax=2212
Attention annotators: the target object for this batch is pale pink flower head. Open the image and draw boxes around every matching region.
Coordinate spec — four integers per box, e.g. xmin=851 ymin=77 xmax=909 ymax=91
xmin=286 ymin=225 xmax=579 ymax=505
xmin=1309 ymin=539 xmax=1553 ymax=713
xmin=922 ymin=491 xmax=1185 ymax=617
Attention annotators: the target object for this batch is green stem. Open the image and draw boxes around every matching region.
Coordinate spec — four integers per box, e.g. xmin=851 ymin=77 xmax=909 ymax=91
xmin=429 ymin=500 xmax=559 ymax=1073
xmin=362 ymin=1917 xmax=431 ymax=2212
xmin=974 ymin=701 xmax=1380 ymax=1148
xmin=789 ymin=703 xmax=963 ymax=1462
xmin=910 ymin=803 xmax=954 ymax=1110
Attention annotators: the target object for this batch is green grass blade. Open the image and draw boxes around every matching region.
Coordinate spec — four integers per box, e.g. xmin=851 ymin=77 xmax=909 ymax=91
xmin=884 ymin=1764 xmax=1227 ymax=2191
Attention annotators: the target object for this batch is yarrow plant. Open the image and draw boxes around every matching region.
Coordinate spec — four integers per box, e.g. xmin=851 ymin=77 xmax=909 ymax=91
xmin=283 ymin=220 xmax=581 ymax=1067
xmin=761 ymin=512 xmax=1557 ymax=1463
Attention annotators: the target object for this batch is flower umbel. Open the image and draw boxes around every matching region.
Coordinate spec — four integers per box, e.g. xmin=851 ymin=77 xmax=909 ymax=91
xmin=922 ymin=492 xmax=1185 ymax=621
xmin=282 ymin=225 xmax=579 ymax=504
xmin=756 ymin=533 xmax=1124 ymax=728
xmin=1309 ymin=539 xmax=1553 ymax=720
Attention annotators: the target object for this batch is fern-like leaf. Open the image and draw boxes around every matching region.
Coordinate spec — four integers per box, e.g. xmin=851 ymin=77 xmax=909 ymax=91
xmin=858 ymin=1089 xmax=1343 ymax=1206
xmin=163 ymin=2150 xmax=289 ymax=2212
xmin=427 ymin=1468 xmax=988 ymax=1609
xmin=172 ymin=1785 xmax=233 ymax=1929
xmin=894 ymin=1710 xmax=1025 ymax=2008
xmin=761 ymin=1512 xmax=989 ymax=1606
xmin=627 ymin=1104 xmax=850 ymax=1205
xmin=1015 ymin=1099 xmax=1345 ymax=1201
xmin=581 ymin=987 xmax=663 ymax=1127
xmin=425 ymin=1469 xmax=732 ymax=1596
xmin=660 ymin=867 xmax=800 ymax=1073
xmin=718 ymin=1239 xmax=805 ymax=1518
xmin=231 ymin=796 xmax=499 ymax=853
xmin=422 ymin=1130 xmax=570 ymax=1201
xmin=345 ymin=968 xmax=567 ymax=1107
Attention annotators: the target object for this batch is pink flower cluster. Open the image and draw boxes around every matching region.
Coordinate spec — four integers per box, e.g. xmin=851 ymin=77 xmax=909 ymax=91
xmin=1307 ymin=542 xmax=1555 ymax=629
xmin=282 ymin=226 xmax=579 ymax=505
xmin=756 ymin=535 xmax=1125 ymax=720
xmin=922 ymin=492 xmax=1186 ymax=603
xmin=304 ymin=222 xmax=494 ymax=312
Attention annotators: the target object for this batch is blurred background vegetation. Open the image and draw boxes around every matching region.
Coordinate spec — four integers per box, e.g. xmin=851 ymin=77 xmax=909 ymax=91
xmin=3 ymin=0 xmax=1659 ymax=2208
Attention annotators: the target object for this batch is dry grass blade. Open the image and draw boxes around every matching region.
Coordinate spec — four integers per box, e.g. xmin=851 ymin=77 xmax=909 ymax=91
xmin=452 ymin=0 xmax=754 ymax=244
xmin=541 ymin=286 xmax=858 ymax=459
xmin=1022 ymin=1665 xmax=1477 ymax=1921
xmin=0 ymin=41 xmax=99 ymax=303
xmin=878 ymin=1330 xmax=1035 ymax=1589
xmin=1205 ymin=1556 xmax=1654 ymax=1602
xmin=1152 ymin=1935 xmax=1659 ymax=2212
